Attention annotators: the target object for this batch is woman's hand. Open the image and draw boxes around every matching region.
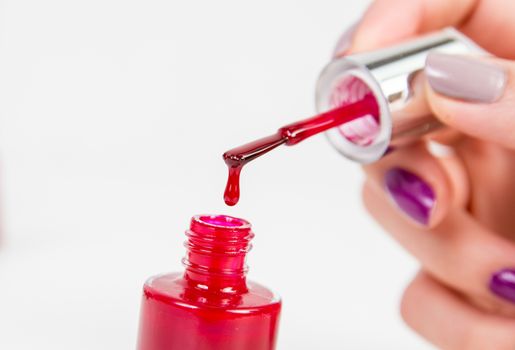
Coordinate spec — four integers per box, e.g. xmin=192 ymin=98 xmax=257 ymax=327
xmin=335 ymin=0 xmax=515 ymax=348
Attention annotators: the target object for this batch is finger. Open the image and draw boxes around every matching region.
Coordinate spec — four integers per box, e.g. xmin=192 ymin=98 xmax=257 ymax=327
xmin=425 ymin=53 xmax=515 ymax=149
xmin=362 ymin=180 xmax=515 ymax=314
xmin=452 ymin=138 xmax=515 ymax=241
xmin=402 ymin=272 xmax=515 ymax=350
xmin=424 ymin=127 xmax=466 ymax=147
xmin=461 ymin=0 xmax=515 ymax=58
xmin=362 ymin=142 xmax=469 ymax=227
xmin=350 ymin=0 xmax=477 ymax=52
xmin=337 ymin=0 xmax=515 ymax=61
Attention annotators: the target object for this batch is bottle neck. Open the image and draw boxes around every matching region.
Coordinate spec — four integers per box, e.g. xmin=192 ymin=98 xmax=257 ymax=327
xmin=182 ymin=215 xmax=253 ymax=294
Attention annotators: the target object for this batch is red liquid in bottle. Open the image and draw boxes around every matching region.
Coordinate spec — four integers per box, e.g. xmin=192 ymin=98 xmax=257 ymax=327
xmin=223 ymin=93 xmax=379 ymax=205
xmin=137 ymin=215 xmax=281 ymax=350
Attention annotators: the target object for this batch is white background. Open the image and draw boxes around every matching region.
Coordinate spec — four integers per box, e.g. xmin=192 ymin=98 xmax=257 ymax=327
xmin=0 ymin=0 xmax=433 ymax=349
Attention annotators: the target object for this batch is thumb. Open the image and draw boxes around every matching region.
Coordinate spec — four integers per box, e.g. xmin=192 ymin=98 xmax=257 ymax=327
xmin=424 ymin=52 xmax=514 ymax=148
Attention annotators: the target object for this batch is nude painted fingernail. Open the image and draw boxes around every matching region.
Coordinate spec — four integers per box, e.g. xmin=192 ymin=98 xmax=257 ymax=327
xmin=332 ymin=22 xmax=359 ymax=58
xmin=425 ymin=52 xmax=507 ymax=103
xmin=490 ymin=268 xmax=515 ymax=304
xmin=384 ymin=168 xmax=435 ymax=226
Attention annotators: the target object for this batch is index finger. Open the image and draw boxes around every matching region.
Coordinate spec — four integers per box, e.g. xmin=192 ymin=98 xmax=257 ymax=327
xmin=350 ymin=0 xmax=477 ymax=53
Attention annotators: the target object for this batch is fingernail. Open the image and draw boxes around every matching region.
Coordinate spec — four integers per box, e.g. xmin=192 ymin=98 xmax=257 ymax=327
xmin=425 ymin=52 xmax=507 ymax=103
xmin=384 ymin=168 xmax=435 ymax=226
xmin=332 ymin=22 xmax=359 ymax=58
xmin=490 ymin=268 xmax=515 ymax=304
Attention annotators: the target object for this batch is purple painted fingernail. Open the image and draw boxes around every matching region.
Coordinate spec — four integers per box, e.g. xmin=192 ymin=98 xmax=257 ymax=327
xmin=384 ymin=168 xmax=435 ymax=226
xmin=490 ymin=268 xmax=515 ymax=304
xmin=332 ymin=22 xmax=359 ymax=58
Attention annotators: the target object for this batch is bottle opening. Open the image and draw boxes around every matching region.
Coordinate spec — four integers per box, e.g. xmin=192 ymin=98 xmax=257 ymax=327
xmin=329 ymin=75 xmax=380 ymax=146
xmin=196 ymin=214 xmax=249 ymax=228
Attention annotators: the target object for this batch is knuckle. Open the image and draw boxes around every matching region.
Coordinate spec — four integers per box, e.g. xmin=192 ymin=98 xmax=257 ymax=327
xmin=361 ymin=182 xmax=376 ymax=214
xmin=462 ymin=321 xmax=515 ymax=350
xmin=399 ymin=276 xmax=420 ymax=329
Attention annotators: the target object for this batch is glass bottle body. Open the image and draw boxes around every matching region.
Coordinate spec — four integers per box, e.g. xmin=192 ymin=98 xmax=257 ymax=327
xmin=137 ymin=215 xmax=281 ymax=350
xmin=137 ymin=272 xmax=281 ymax=350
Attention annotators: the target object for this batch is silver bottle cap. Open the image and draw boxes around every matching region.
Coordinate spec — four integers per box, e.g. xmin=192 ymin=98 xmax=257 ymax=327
xmin=316 ymin=28 xmax=485 ymax=163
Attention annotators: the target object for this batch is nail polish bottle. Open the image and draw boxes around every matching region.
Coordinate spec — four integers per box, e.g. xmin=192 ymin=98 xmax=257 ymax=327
xmin=137 ymin=214 xmax=281 ymax=350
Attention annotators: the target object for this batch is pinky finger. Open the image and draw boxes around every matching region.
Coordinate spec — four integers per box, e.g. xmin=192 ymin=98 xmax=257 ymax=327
xmin=401 ymin=271 xmax=515 ymax=350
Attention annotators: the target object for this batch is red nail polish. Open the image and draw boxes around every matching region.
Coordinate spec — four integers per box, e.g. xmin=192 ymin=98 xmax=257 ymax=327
xmin=137 ymin=215 xmax=281 ymax=350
